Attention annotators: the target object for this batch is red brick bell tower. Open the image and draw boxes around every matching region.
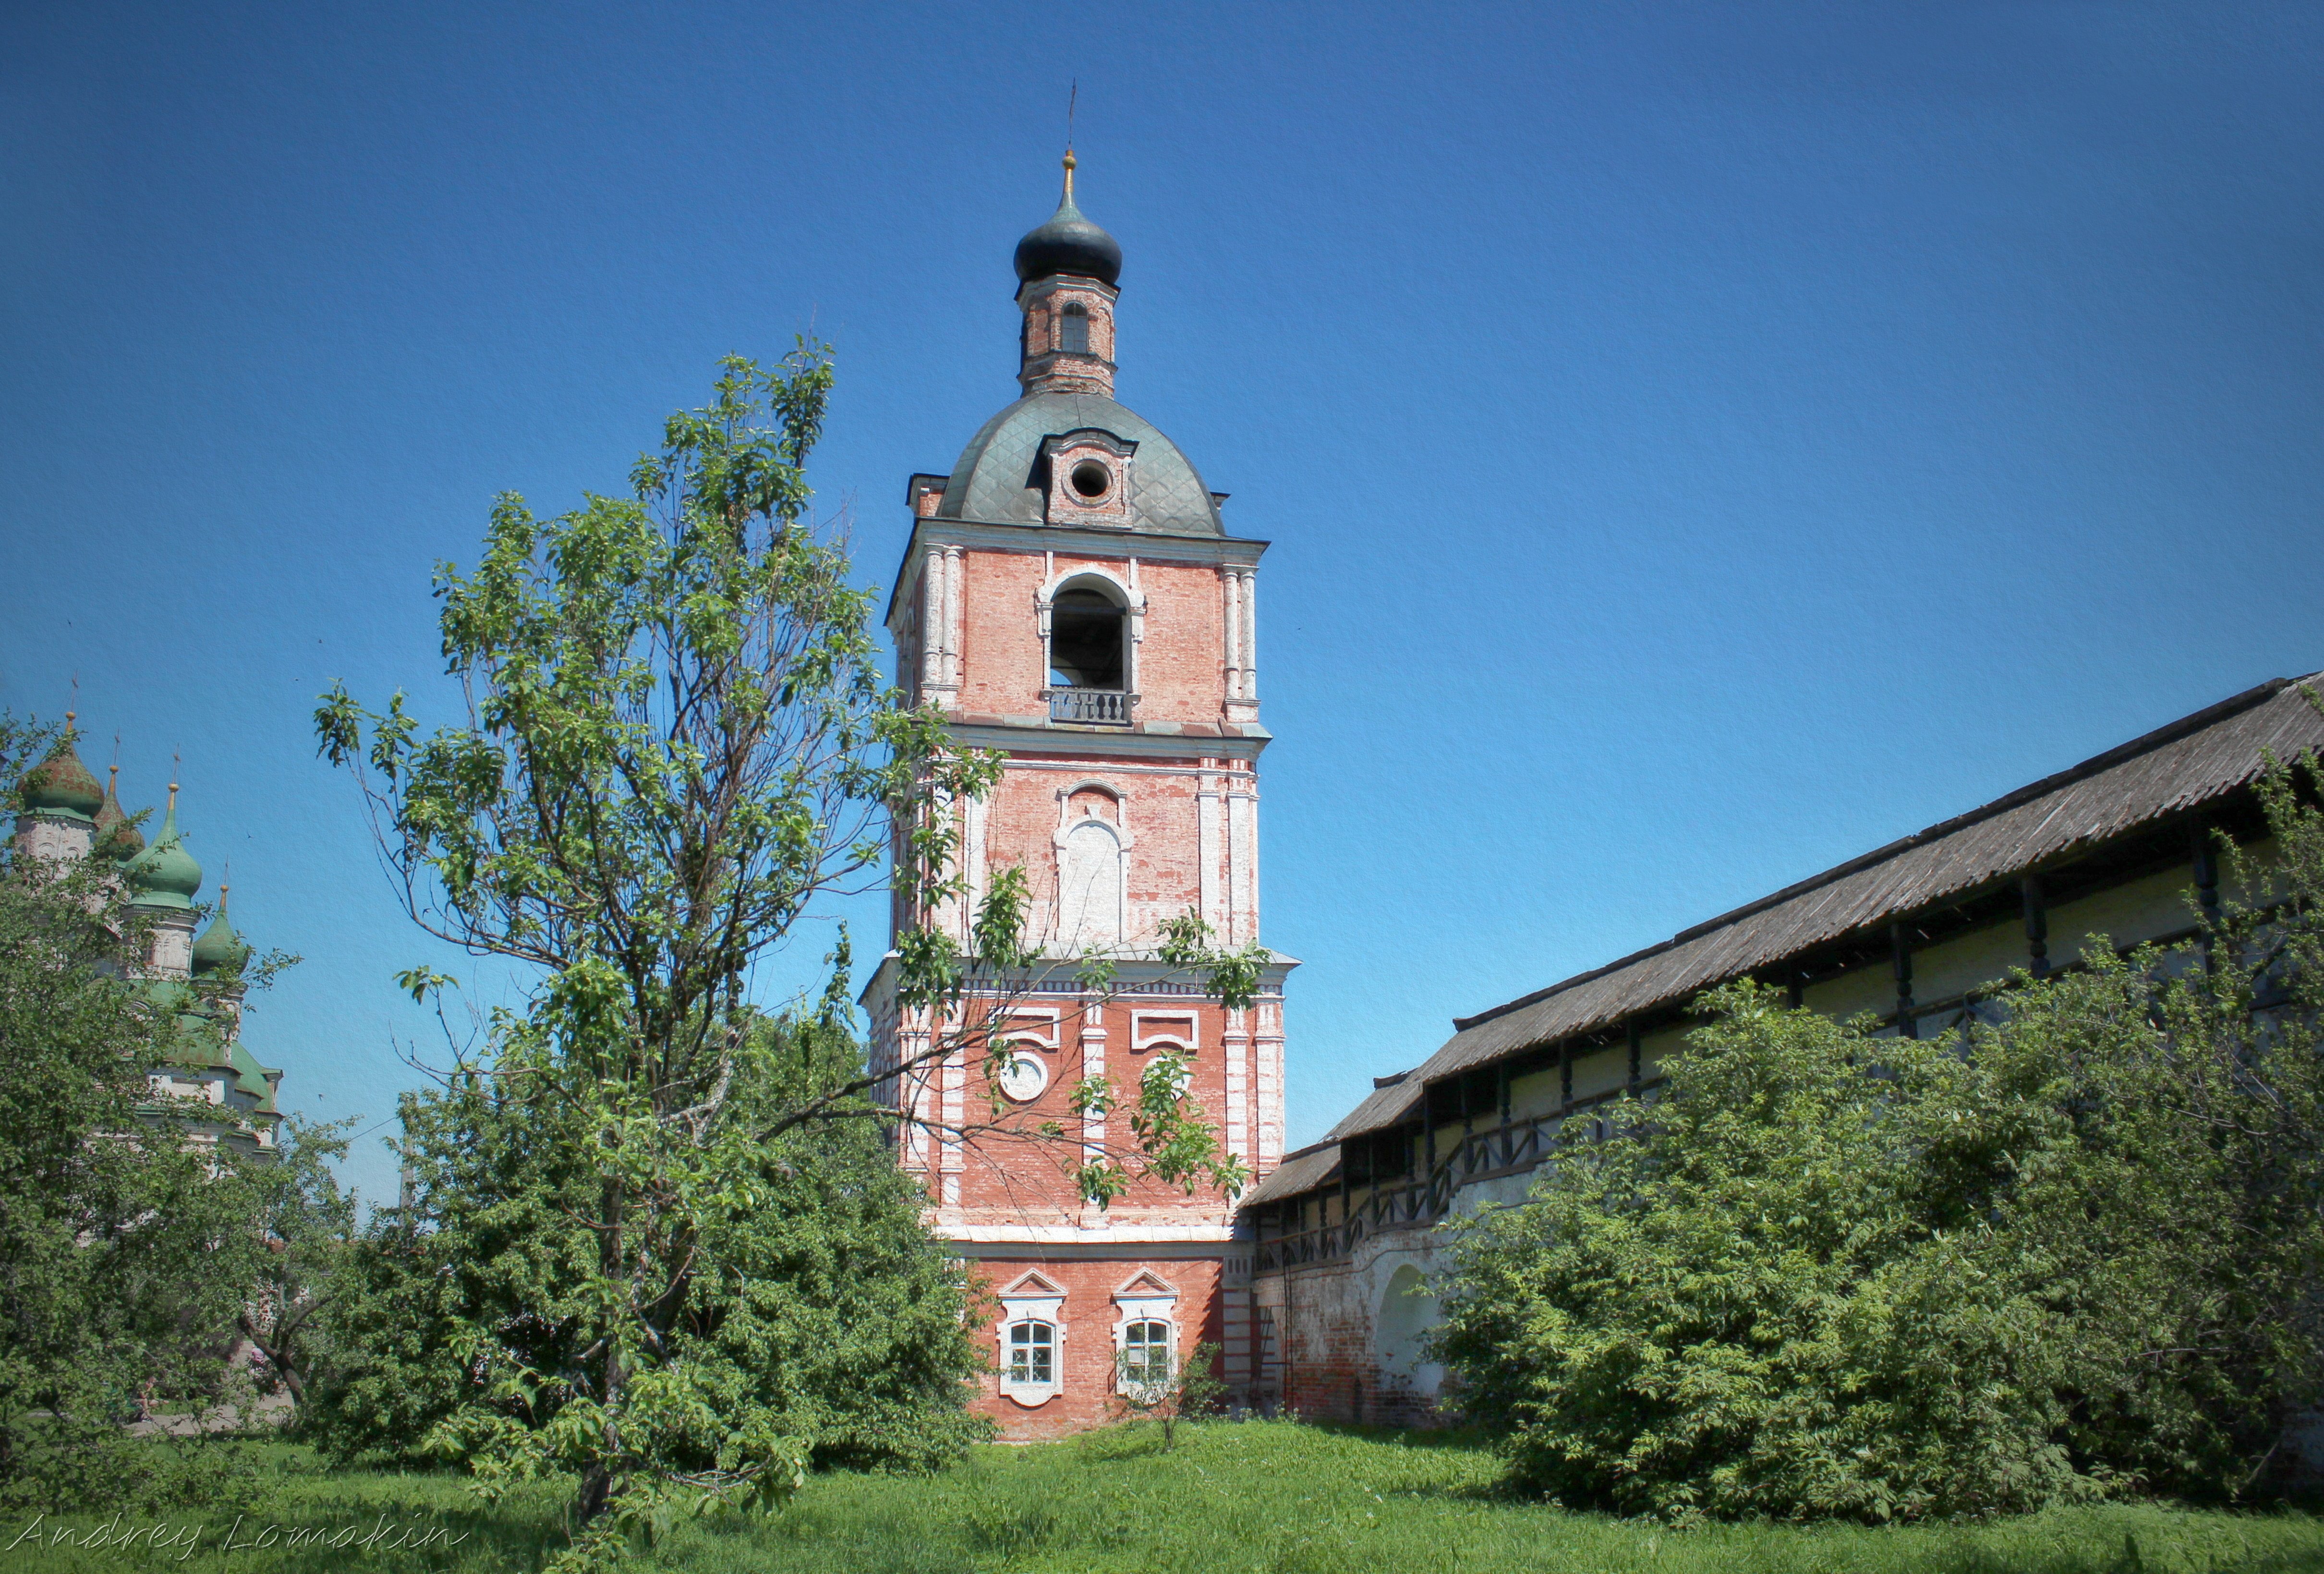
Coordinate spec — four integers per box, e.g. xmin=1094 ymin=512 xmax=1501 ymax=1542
xmin=863 ymin=153 xmax=1289 ymax=1438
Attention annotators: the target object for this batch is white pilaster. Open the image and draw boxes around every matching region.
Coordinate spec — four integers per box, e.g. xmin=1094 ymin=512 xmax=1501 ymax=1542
xmin=1223 ymin=1004 xmax=1250 ymax=1165
xmin=1254 ymin=996 xmax=1285 ymax=1170
xmin=1239 ymin=569 xmax=1259 ymax=702
xmin=942 ymin=545 xmax=965 ymax=692
xmin=961 ymin=791 xmax=988 ymax=946
xmin=919 ymin=552 xmax=944 ymax=699
xmin=1078 ymin=998 xmax=1107 ymax=1175
xmin=1196 ymin=766 xmax=1223 ymax=934
xmin=1222 ymin=570 xmax=1244 ymax=702
xmin=940 ymin=1027 xmax=965 ymax=1209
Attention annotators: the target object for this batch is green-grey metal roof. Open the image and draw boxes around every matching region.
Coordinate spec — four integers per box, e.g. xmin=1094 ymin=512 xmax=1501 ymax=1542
xmin=936 ymin=392 xmax=1222 ymax=536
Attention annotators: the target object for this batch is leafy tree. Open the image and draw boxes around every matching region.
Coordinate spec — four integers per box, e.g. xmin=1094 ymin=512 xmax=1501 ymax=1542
xmin=1435 ymin=745 xmax=2324 ymax=1523
xmin=312 ymin=348 xmax=1257 ymax=1558
xmin=238 ymin=1115 xmax=359 ymax=1408
xmin=1110 ymin=1338 xmax=1224 ymax=1452
xmin=0 ymin=717 xmax=265 ymax=1507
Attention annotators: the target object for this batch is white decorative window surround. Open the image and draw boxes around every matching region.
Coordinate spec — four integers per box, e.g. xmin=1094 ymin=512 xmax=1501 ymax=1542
xmin=1041 ymin=429 xmax=1138 ymax=529
xmin=990 ymin=1005 xmax=1059 ymax=1103
xmin=990 ymin=1005 xmax=1062 ymax=1053
xmin=1053 ymin=782 xmax=1133 ymax=956
xmin=1111 ymin=1270 xmax=1179 ymax=1394
xmin=1130 ymin=1012 xmax=1199 ymax=1054
xmin=998 ymin=1271 xmax=1067 ymax=1406
xmin=1038 ymin=569 xmax=1143 ymax=717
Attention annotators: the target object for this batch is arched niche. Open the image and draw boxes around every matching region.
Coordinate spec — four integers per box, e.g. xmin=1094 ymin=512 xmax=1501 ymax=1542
xmin=1374 ymin=1263 xmax=1444 ymax=1398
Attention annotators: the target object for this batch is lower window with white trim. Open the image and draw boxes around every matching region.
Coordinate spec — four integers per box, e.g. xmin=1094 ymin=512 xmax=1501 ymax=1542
xmin=1007 ymin=1319 xmax=1056 ymax=1389
xmin=1120 ymin=1317 xmax=1173 ymax=1388
xmin=995 ymin=1272 xmax=1067 ymax=1404
xmin=1110 ymin=1269 xmax=1183 ymax=1395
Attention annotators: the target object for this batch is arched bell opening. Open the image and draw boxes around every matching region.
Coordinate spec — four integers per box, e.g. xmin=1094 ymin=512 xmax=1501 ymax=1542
xmin=1049 ymin=588 xmax=1125 ymax=689
xmin=1045 ymin=577 xmax=1133 ymax=724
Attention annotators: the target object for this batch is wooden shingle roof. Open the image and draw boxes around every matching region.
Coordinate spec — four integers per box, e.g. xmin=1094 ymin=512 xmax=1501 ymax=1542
xmin=1302 ymin=676 xmax=2324 ymax=1155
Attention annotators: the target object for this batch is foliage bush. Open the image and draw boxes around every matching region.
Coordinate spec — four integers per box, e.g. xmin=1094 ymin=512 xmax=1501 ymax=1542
xmin=301 ymin=1013 xmax=992 ymax=1477
xmin=1435 ymin=750 xmax=2324 ymax=1521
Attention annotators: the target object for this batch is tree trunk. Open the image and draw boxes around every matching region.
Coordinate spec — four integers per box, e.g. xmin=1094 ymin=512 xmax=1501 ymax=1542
xmin=575 ymin=1173 xmax=626 ymax=1527
xmin=576 ymin=1461 xmax=615 ymax=1525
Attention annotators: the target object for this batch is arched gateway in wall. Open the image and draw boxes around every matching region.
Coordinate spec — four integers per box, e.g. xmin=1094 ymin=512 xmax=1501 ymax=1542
xmin=861 ymin=153 xmax=1291 ymax=1440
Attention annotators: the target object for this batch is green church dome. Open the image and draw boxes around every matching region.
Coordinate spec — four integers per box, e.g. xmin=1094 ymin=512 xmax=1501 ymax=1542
xmin=92 ymin=770 xmax=146 ymax=861
xmin=192 ymin=901 xmax=249 ymax=978
xmin=127 ymin=790 xmax=202 ymax=910
xmin=20 ymin=727 xmax=104 ymax=823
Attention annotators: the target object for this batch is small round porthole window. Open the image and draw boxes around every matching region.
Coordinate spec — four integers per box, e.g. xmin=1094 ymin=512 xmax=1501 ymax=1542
xmin=1069 ymin=460 xmax=1112 ymax=500
xmin=998 ymin=1052 xmax=1049 ymax=1103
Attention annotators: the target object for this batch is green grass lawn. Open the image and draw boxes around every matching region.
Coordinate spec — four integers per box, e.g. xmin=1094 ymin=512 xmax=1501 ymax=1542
xmin=9 ymin=1423 xmax=2324 ymax=1574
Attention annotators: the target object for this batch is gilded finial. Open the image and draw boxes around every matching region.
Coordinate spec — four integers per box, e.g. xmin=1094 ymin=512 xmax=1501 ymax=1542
xmin=1062 ymin=148 xmax=1077 ymax=206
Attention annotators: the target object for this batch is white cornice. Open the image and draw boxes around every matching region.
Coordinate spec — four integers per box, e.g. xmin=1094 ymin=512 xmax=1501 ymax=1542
xmin=857 ymin=950 xmax=1298 ymax=1010
xmin=938 ymin=1223 xmax=1242 ymax=1247
xmin=944 ymin=721 xmax=1270 ymax=762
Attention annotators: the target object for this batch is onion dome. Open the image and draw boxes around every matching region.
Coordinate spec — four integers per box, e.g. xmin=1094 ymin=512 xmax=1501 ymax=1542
xmin=19 ymin=714 xmax=104 ymax=823
xmin=93 ymin=766 xmax=146 ymax=861
xmin=191 ymin=886 xmax=249 ymax=978
xmin=1013 ymin=152 xmax=1122 ymax=287
xmin=126 ymin=785 xmax=202 ymax=910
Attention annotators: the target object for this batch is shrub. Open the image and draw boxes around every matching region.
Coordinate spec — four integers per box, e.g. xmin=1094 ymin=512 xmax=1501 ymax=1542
xmin=1434 ymin=750 xmax=2324 ymax=1522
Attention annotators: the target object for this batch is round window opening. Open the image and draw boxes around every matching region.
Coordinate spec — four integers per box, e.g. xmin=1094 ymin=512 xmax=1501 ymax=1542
xmin=1069 ymin=461 xmax=1112 ymax=500
xmin=997 ymin=1053 xmax=1049 ymax=1104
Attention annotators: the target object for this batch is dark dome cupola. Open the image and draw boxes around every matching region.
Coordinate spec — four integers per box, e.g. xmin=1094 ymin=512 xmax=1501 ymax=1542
xmin=1013 ymin=151 xmax=1122 ymax=286
xmin=1015 ymin=152 xmax=1123 ymax=400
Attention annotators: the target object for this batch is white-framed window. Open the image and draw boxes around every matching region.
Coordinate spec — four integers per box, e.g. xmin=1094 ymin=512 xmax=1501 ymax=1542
xmin=1008 ymin=1320 xmax=1056 ymax=1386
xmin=1120 ymin=1317 xmax=1172 ymax=1387
xmin=997 ymin=1272 xmax=1067 ymax=1405
xmin=1111 ymin=1270 xmax=1180 ymax=1394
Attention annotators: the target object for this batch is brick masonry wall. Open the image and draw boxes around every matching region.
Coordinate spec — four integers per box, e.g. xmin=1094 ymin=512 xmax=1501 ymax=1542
xmin=1253 ymin=1228 xmax=1450 ymax=1429
xmin=974 ymin=753 xmax=1223 ymax=950
xmin=968 ymin=1253 xmax=1225 ymax=1440
xmin=949 ymin=549 xmax=1232 ymax=726
xmin=893 ymin=992 xmax=1253 ymax=1227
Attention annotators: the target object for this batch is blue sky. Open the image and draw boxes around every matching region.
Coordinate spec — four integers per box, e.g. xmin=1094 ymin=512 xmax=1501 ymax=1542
xmin=5 ymin=1 xmax=2321 ymax=1203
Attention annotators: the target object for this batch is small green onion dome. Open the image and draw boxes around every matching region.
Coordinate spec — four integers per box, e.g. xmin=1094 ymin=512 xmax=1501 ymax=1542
xmin=92 ymin=769 xmax=146 ymax=861
xmin=127 ymin=788 xmax=202 ymax=910
xmin=20 ymin=718 xmax=104 ymax=823
xmin=192 ymin=893 xmax=249 ymax=978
